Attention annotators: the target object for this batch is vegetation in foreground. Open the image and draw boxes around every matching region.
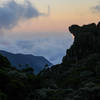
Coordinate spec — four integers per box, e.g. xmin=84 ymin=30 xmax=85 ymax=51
xmin=0 ymin=22 xmax=100 ymax=100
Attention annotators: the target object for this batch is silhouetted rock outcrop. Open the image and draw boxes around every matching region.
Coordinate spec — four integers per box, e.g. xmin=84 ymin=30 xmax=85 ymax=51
xmin=39 ymin=22 xmax=100 ymax=100
xmin=0 ymin=22 xmax=100 ymax=100
xmin=63 ymin=22 xmax=100 ymax=65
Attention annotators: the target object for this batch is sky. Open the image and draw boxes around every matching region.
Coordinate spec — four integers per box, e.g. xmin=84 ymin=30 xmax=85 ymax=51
xmin=0 ymin=0 xmax=100 ymax=64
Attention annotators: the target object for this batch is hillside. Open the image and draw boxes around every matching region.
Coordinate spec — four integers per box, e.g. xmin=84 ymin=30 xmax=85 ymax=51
xmin=0 ymin=22 xmax=100 ymax=100
xmin=39 ymin=22 xmax=100 ymax=99
xmin=0 ymin=50 xmax=52 ymax=74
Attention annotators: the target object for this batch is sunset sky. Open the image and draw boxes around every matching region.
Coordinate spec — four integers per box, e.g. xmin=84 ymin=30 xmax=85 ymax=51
xmin=9 ymin=0 xmax=100 ymax=33
xmin=0 ymin=0 xmax=100 ymax=64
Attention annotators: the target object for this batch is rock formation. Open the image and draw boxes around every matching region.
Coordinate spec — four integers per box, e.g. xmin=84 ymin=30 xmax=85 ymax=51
xmin=39 ymin=22 xmax=100 ymax=100
xmin=63 ymin=22 xmax=100 ymax=65
xmin=0 ymin=22 xmax=100 ymax=100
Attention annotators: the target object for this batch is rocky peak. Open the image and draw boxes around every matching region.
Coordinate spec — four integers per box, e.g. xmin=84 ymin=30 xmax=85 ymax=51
xmin=69 ymin=23 xmax=97 ymax=37
xmin=63 ymin=22 xmax=100 ymax=64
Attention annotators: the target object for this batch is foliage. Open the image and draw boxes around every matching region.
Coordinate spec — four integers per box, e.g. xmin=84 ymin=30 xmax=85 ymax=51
xmin=0 ymin=54 xmax=11 ymax=68
xmin=0 ymin=22 xmax=100 ymax=100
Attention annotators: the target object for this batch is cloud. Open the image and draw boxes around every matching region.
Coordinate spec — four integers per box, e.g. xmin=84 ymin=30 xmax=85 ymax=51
xmin=91 ymin=3 xmax=100 ymax=13
xmin=15 ymin=33 xmax=73 ymax=64
xmin=0 ymin=0 xmax=44 ymax=30
xmin=0 ymin=33 xmax=73 ymax=64
xmin=16 ymin=40 xmax=33 ymax=49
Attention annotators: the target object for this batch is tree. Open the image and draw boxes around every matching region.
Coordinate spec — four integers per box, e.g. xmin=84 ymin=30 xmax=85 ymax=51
xmin=0 ymin=54 xmax=11 ymax=68
xmin=22 ymin=67 xmax=34 ymax=74
xmin=44 ymin=64 xmax=49 ymax=70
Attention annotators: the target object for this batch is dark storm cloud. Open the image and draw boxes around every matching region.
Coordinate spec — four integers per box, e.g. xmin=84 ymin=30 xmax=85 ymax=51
xmin=0 ymin=0 xmax=44 ymax=29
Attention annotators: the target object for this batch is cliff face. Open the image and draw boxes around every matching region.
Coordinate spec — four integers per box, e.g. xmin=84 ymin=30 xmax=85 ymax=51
xmin=39 ymin=22 xmax=100 ymax=100
xmin=63 ymin=22 xmax=100 ymax=64
xmin=0 ymin=22 xmax=100 ymax=100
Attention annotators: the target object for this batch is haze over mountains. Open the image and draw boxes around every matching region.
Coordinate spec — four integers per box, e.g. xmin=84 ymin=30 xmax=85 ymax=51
xmin=0 ymin=22 xmax=100 ymax=100
xmin=0 ymin=33 xmax=73 ymax=64
xmin=0 ymin=50 xmax=52 ymax=74
xmin=0 ymin=0 xmax=100 ymax=99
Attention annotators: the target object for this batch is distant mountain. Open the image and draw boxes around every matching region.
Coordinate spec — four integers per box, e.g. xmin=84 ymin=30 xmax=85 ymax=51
xmin=0 ymin=50 xmax=52 ymax=74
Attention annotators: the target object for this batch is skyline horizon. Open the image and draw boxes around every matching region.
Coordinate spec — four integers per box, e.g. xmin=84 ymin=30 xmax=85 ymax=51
xmin=0 ymin=0 xmax=100 ymax=64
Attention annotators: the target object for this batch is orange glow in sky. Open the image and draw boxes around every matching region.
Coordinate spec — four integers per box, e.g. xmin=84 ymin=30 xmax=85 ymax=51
xmin=0 ymin=0 xmax=100 ymax=35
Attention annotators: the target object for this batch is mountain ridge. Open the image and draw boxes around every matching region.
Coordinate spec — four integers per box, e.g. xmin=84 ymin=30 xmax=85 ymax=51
xmin=0 ymin=50 xmax=52 ymax=74
xmin=0 ymin=22 xmax=100 ymax=100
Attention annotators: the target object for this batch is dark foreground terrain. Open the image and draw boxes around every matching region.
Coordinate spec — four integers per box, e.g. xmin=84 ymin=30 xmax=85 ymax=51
xmin=0 ymin=22 xmax=100 ymax=100
xmin=0 ymin=50 xmax=52 ymax=74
